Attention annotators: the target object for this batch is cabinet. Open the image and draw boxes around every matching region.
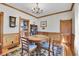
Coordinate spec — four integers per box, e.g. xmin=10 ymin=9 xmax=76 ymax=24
xmin=30 ymin=24 xmax=38 ymax=35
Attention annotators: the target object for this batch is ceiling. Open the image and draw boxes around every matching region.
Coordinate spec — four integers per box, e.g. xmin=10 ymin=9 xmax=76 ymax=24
xmin=2 ymin=3 xmax=73 ymax=18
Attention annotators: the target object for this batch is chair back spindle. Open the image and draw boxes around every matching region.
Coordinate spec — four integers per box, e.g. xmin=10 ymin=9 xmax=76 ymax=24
xmin=21 ymin=37 xmax=29 ymax=55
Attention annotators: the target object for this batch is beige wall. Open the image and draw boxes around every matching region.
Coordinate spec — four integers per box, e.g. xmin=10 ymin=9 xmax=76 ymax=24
xmin=74 ymin=3 xmax=79 ymax=56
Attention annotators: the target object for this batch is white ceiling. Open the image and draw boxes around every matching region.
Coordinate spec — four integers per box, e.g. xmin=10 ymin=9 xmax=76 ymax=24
xmin=6 ymin=3 xmax=72 ymax=17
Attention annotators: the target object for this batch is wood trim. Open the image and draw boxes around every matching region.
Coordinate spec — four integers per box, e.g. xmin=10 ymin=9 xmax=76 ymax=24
xmin=37 ymin=31 xmax=60 ymax=34
xmin=37 ymin=3 xmax=74 ymax=18
xmin=19 ymin=17 xmax=21 ymax=45
xmin=70 ymin=3 xmax=74 ymax=11
xmin=60 ymin=19 xmax=72 ymax=21
xmin=71 ymin=34 xmax=75 ymax=55
xmin=20 ymin=17 xmax=30 ymax=22
xmin=3 ymin=33 xmax=19 ymax=35
xmin=19 ymin=17 xmax=30 ymax=37
xmin=1 ymin=3 xmax=74 ymax=19
xmin=0 ymin=12 xmax=4 ymax=47
xmin=37 ymin=10 xmax=71 ymax=18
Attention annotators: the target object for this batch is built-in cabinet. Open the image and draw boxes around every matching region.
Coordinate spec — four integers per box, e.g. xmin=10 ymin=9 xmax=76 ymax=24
xmin=30 ymin=24 xmax=38 ymax=35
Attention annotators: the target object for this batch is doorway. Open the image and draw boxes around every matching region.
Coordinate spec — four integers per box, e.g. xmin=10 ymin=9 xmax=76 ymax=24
xmin=19 ymin=17 xmax=30 ymax=38
xmin=60 ymin=20 xmax=74 ymax=55
xmin=60 ymin=20 xmax=72 ymax=43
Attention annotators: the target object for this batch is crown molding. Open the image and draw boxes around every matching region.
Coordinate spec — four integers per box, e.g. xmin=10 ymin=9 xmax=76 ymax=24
xmin=70 ymin=3 xmax=74 ymax=11
xmin=37 ymin=9 xmax=71 ymax=18
xmin=1 ymin=3 xmax=37 ymax=18
xmin=1 ymin=3 xmax=74 ymax=19
xmin=37 ymin=3 xmax=74 ymax=18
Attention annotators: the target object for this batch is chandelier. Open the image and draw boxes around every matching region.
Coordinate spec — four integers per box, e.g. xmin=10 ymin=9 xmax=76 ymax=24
xmin=32 ymin=3 xmax=43 ymax=14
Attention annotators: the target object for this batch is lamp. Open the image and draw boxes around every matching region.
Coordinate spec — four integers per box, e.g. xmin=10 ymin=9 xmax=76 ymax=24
xmin=32 ymin=3 xmax=43 ymax=14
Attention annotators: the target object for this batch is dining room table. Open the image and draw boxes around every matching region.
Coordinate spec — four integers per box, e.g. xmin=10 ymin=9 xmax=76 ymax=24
xmin=27 ymin=34 xmax=49 ymax=56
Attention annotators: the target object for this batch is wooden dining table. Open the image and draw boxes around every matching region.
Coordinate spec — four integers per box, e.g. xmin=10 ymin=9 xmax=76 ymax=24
xmin=27 ymin=35 xmax=49 ymax=55
xmin=27 ymin=35 xmax=49 ymax=42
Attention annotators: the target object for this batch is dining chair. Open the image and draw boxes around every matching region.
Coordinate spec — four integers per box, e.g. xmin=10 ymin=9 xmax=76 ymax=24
xmin=51 ymin=36 xmax=63 ymax=56
xmin=40 ymin=38 xmax=51 ymax=56
xmin=21 ymin=37 xmax=37 ymax=56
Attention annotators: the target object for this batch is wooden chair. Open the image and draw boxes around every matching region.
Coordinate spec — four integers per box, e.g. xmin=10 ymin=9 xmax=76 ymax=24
xmin=51 ymin=34 xmax=63 ymax=56
xmin=40 ymin=38 xmax=51 ymax=56
xmin=21 ymin=37 xmax=37 ymax=56
xmin=61 ymin=34 xmax=73 ymax=56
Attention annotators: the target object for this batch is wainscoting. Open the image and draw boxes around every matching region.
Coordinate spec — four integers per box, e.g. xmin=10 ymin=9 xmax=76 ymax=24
xmin=2 ymin=33 xmax=20 ymax=55
xmin=0 ymin=32 xmax=75 ymax=56
xmin=38 ymin=32 xmax=61 ymax=42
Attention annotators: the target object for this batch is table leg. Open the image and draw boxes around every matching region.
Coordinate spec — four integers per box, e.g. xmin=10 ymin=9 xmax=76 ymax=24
xmin=36 ymin=43 xmax=41 ymax=56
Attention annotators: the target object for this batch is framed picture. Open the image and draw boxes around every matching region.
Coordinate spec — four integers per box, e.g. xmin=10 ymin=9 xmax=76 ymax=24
xmin=9 ymin=16 xmax=16 ymax=27
xmin=40 ymin=21 xmax=47 ymax=27
xmin=40 ymin=21 xmax=47 ymax=29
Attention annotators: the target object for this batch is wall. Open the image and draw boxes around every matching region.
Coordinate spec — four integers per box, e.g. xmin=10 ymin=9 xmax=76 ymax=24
xmin=0 ymin=4 xmax=73 ymax=34
xmin=34 ymin=11 xmax=72 ymax=32
xmin=74 ymin=3 xmax=79 ymax=55
xmin=0 ymin=4 xmax=37 ymax=34
xmin=72 ymin=7 xmax=75 ymax=35
xmin=0 ymin=3 xmax=78 ymax=55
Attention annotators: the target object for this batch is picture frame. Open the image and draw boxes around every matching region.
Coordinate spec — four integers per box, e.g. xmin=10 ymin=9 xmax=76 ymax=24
xmin=40 ymin=21 xmax=47 ymax=29
xmin=40 ymin=21 xmax=47 ymax=27
xmin=9 ymin=16 xmax=16 ymax=28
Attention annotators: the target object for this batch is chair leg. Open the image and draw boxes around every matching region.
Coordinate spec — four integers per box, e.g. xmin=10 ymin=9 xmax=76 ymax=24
xmin=27 ymin=51 xmax=30 ymax=56
xmin=28 ymin=53 xmax=30 ymax=56
xmin=21 ymin=49 xmax=23 ymax=56
xmin=48 ymin=50 xmax=50 ymax=56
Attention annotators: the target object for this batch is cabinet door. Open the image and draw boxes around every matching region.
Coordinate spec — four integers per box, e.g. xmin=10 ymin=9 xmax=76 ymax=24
xmin=30 ymin=25 xmax=38 ymax=35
